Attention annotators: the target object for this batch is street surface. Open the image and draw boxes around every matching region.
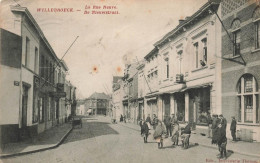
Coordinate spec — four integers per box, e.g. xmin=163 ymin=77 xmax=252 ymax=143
xmin=1 ymin=117 xmax=259 ymax=163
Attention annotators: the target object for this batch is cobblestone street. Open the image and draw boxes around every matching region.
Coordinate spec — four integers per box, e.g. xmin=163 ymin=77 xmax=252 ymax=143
xmin=1 ymin=116 xmax=259 ymax=163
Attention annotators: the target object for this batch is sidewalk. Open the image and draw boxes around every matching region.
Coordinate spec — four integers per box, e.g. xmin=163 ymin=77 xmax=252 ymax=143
xmin=118 ymin=122 xmax=260 ymax=158
xmin=0 ymin=123 xmax=72 ymax=158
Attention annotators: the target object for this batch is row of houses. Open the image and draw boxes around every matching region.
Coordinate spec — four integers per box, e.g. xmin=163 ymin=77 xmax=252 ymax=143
xmin=0 ymin=4 xmax=77 ymax=149
xmin=112 ymin=0 xmax=260 ymax=142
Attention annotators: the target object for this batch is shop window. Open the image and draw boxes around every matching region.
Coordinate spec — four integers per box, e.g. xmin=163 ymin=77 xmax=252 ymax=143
xmin=33 ymin=89 xmax=39 ymax=123
xmin=39 ymin=98 xmax=44 ymax=123
xmin=237 ymin=74 xmax=259 ymax=124
xmin=197 ymin=87 xmax=211 ymax=124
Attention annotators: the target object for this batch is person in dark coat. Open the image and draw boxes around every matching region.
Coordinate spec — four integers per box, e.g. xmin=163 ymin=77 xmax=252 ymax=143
xmin=219 ymin=114 xmax=227 ymax=131
xmin=211 ymin=114 xmax=219 ymax=144
xmin=164 ymin=114 xmax=172 ymax=137
xmin=146 ymin=114 xmax=152 ymax=129
xmin=230 ymin=116 xmax=237 ymax=142
xmin=141 ymin=121 xmax=149 ymax=143
xmin=152 ymin=114 xmax=159 ymax=130
xmin=180 ymin=122 xmax=191 ymax=149
xmin=213 ymin=123 xmax=227 ymax=159
xmin=139 ymin=119 xmax=144 ymax=135
xmin=120 ymin=114 xmax=123 ymax=122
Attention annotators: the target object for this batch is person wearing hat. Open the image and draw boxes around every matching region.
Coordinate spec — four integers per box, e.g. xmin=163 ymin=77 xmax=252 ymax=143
xmin=230 ymin=116 xmax=237 ymax=142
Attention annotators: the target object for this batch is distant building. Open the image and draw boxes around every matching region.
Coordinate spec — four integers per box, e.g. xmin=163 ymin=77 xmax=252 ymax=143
xmin=84 ymin=92 xmax=110 ymax=116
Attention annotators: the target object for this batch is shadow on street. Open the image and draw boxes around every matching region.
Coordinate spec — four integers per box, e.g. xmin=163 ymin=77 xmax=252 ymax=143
xmin=64 ymin=120 xmax=119 ymax=144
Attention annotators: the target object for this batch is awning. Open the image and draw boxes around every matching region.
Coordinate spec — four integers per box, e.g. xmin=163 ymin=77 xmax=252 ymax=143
xmin=181 ymin=82 xmax=212 ymax=92
xmin=87 ymin=109 xmax=92 ymax=113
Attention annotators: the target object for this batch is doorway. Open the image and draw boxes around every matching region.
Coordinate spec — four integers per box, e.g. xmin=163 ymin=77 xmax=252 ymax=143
xmin=22 ymin=85 xmax=29 ymax=128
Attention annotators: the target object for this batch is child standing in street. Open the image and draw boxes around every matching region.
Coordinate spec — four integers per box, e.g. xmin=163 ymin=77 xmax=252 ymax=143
xmin=141 ymin=121 xmax=149 ymax=143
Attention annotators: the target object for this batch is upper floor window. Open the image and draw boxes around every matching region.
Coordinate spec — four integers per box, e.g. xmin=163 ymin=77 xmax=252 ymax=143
xmin=237 ymin=74 xmax=259 ymax=124
xmin=25 ymin=37 xmax=30 ymax=67
xmin=231 ymin=19 xmax=241 ymax=56
xmin=201 ymin=38 xmax=207 ymax=66
xmin=253 ymin=7 xmax=260 ymax=49
xmin=40 ymin=56 xmax=44 ymax=78
xmin=194 ymin=42 xmax=199 ymax=68
xmin=34 ymin=47 xmax=38 ymax=74
xmin=165 ymin=58 xmax=169 ymax=79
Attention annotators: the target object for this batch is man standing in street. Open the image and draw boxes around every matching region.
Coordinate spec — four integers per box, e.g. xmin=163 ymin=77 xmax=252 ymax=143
xmin=164 ymin=114 xmax=172 ymax=137
xmin=230 ymin=116 xmax=237 ymax=142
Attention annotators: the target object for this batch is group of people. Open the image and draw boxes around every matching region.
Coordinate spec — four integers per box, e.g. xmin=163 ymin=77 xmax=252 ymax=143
xmin=139 ymin=114 xmax=192 ymax=149
xmin=208 ymin=114 xmax=237 ymax=159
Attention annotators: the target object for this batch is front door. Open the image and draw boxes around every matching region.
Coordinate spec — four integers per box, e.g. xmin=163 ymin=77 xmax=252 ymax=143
xmin=22 ymin=85 xmax=29 ymax=128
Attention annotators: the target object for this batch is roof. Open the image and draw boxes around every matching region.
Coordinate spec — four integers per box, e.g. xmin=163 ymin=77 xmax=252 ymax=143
xmin=144 ymin=47 xmax=159 ymax=60
xmin=154 ymin=0 xmax=220 ymax=47
xmin=88 ymin=92 xmax=110 ymax=100
xmin=10 ymin=5 xmax=65 ymax=70
xmin=60 ymin=59 xmax=69 ymax=71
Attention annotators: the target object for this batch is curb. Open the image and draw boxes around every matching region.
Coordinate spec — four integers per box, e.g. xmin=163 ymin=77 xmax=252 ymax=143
xmin=0 ymin=127 xmax=73 ymax=159
xmin=119 ymin=123 xmax=260 ymax=158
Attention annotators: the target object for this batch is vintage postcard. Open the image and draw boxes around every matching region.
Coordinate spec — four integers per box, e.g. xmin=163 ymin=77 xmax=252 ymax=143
xmin=0 ymin=0 xmax=260 ymax=162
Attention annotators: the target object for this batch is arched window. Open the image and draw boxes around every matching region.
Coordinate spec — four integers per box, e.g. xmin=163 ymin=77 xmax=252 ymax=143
xmin=253 ymin=7 xmax=260 ymax=49
xmin=231 ymin=19 xmax=241 ymax=56
xmin=237 ymin=74 xmax=259 ymax=123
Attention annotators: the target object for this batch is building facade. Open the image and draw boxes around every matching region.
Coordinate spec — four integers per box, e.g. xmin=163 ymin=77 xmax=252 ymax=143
xmin=221 ymin=0 xmax=260 ymax=142
xmin=0 ymin=4 xmax=76 ymax=148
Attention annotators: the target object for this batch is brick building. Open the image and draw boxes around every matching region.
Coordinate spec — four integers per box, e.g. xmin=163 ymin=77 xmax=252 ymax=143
xmin=221 ymin=0 xmax=260 ymax=142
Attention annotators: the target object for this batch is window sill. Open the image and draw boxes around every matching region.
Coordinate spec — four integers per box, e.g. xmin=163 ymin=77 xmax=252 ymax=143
xmin=237 ymin=122 xmax=260 ymax=126
xmin=191 ymin=66 xmax=208 ymax=73
xmin=230 ymin=55 xmax=240 ymax=59
xmin=251 ymin=48 xmax=260 ymax=53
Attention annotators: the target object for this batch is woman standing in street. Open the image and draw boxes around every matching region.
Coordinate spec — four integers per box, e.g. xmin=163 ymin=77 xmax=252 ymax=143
xmin=153 ymin=121 xmax=166 ymax=149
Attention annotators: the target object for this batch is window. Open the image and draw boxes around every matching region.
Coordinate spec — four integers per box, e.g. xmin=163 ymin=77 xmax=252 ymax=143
xmin=34 ymin=47 xmax=38 ymax=73
xmin=231 ymin=19 xmax=241 ymax=56
xmin=237 ymin=74 xmax=259 ymax=124
xmin=253 ymin=7 xmax=260 ymax=49
xmin=40 ymin=56 xmax=44 ymax=78
xmin=194 ymin=43 xmax=199 ymax=68
xmin=201 ymin=38 xmax=207 ymax=65
xmin=25 ymin=37 xmax=30 ymax=67
xmin=255 ymin=21 xmax=260 ymax=49
xmin=39 ymin=98 xmax=44 ymax=123
xmin=233 ymin=30 xmax=241 ymax=56
xmin=33 ymin=89 xmax=39 ymax=123
xmin=165 ymin=58 xmax=169 ymax=79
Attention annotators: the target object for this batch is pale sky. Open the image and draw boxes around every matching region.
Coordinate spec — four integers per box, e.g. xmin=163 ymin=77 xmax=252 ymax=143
xmin=2 ymin=0 xmax=207 ymax=98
